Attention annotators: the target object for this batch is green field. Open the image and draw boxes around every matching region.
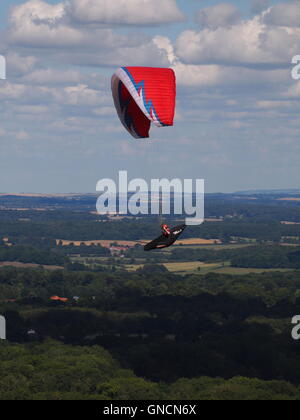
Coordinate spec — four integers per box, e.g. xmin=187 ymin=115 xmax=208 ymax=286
xmin=70 ymin=243 xmax=300 ymax=275
xmin=125 ymin=261 xmax=223 ymax=274
xmin=212 ymin=266 xmax=296 ymax=275
xmin=124 ymin=261 xmax=297 ymax=275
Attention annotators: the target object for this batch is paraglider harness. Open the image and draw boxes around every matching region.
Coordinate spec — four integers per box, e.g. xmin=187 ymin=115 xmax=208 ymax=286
xmin=144 ymin=224 xmax=187 ymax=251
xmin=144 ymin=192 xmax=187 ymax=251
xmin=161 ymin=224 xmax=171 ymax=237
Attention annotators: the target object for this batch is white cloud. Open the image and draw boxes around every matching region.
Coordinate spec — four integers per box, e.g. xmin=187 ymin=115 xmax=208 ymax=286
xmin=176 ymin=13 xmax=300 ymax=67
xmin=196 ymin=3 xmax=241 ymax=28
xmin=6 ymin=53 xmax=37 ymax=76
xmin=0 ymin=82 xmax=27 ymax=100
xmin=264 ymin=2 xmax=300 ymax=27
xmin=8 ymin=0 xmax=138 ymax=50
xmin=173 ymin=62 xmax=223 ymax=87
xmin=8 ymin=0 xmax=85 ymax=48
xmin=153 ymin=36 xmax=178 ymax=64
xmin=92 ymin=107 xmax=117 ymax=117
xmin=6 ymin=0 xmax=184 ymax=54
xmin=52 ymin=84 xmax=106 ymax=107
xmin=155 ymin=34 xmax=288 ymax=89
xmin=50 ymin=37 xmax=169 ymax=68
xmin=256 ymin=100 xmax=294 ymax=109
xmin=12 ymin=105 xmax=50 ymax=114
xmin=284 ymin=81 xmax=300 ymax=97
xmin=154 ymin=36 xmax=222 ymax=87
xmin=96 ymin=39 xmax=169 ymax=67
xmin=175 ymin=63 xmax=287 ymax=89
xmin=7 ymin=0 xmax=169 ymax=69
xmin=21 ymin=68 xmax=83 ymax=85
xmin=66 ymin=0 xmax=185 ymax=25
xmin=176 ymin=19 xmax=263 ymax=66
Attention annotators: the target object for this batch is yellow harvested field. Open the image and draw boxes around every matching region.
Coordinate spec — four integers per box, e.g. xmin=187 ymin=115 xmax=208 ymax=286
xmin=163 ymin=262 xmax=218 ymax=272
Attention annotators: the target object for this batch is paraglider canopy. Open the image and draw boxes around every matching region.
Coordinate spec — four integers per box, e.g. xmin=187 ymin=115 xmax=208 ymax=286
xmin=111 ymin=67 xmax=176 ymax=139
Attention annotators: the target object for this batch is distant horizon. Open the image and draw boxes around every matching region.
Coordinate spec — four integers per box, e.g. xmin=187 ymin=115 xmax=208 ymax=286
xmin=1 ymin=188 xmax=300 ymax=197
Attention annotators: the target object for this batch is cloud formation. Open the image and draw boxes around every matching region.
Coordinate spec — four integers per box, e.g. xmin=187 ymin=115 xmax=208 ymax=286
xmin=176 ymin=13 xmax=300 ymax=67
xmin=264 ymin=1 xmax=300 ymax=27
xmin=66 ymin=0 xmax=185 ymax=25
xmin=196 ymin=3 xmax=241 ymax=28
xmin=1 ymin=0 xmax=300 ymax=192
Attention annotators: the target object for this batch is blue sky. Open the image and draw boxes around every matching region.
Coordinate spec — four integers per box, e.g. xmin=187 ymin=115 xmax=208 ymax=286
xmin=0 ymin=0 xmax=299 ymax=193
